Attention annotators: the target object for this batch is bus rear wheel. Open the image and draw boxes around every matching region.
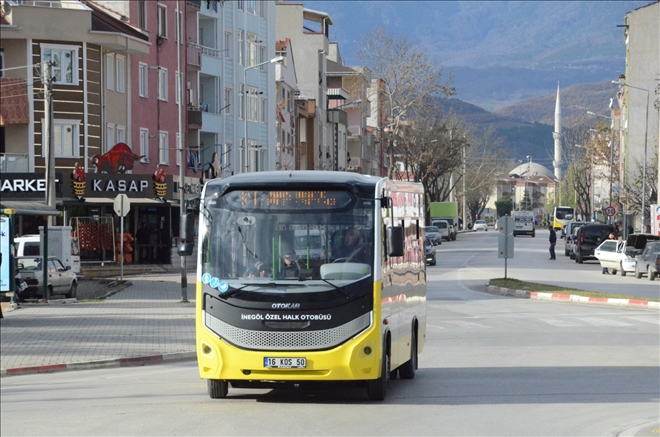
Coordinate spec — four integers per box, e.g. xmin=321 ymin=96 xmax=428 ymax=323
xmin=367 ymin=350 xmax=389 ymax=401
xmin=208 ymin=379 xmax=228 ymax=399
xmin=398 ymin=330 xmax=417 ymax=380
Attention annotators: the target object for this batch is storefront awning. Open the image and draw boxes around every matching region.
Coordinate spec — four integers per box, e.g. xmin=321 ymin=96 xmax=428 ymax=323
xmin=1 ymin=201 xmax=61 ymax=216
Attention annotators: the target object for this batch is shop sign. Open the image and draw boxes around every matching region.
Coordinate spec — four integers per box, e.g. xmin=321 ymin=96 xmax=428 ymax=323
xmin=63 ymin=171 xmax=174 ymax=200
xmin=0 ymin=173 xmax=64 ymax=199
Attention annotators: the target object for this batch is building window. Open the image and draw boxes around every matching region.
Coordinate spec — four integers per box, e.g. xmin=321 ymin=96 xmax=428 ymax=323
xmin=157 ymin=4 xmax=167 ymax=38
xmin=139 ymin=62 xmax=148 ymax=97
xmin=0 ymin=49 xmax=4 ymax=78
xmin=45 ymin=120 xmax=80 ymax=158
xmin=116 ymin=125 xmax=126 ymax=144
xmin=259 ymin=1 xmax=266 ymax=18
xmin=176 ymin=10 xmax=182 ymax=44
xmin=247 ymin=33 xmax=258 ymax=67
xmin=158 ymin=68 xmax=168 ymax=101
xmin=139 ymin=128 xmax=149 ymax=163
xmin=42 ymin=44 xmax=79 ymax=85
xmin=238 ymin=30 xmax=244 ymax=66
xmin=175 ymin=133 xmax=181 ymax=166
xmin=237 ymin=0 xmax=244 ymax=11
xmin=175 ymin=71 xmax=180 ymax=105
xmin=116 ymin=55 xmax=125 ymax=93
xmin=246 ymin=0 xmax=256 ymax=15
xmin=260 ymin=98 xmax=267 ymax=123
xmin=159 ymin=131 xmax=169 ymax=165
xmin=224 ymin=87 xmax=232 ymax=115
xmin=106 ymin=53 xmax=114 ymax=90
xmin=137 ymin=0 xmax=147 ymax=29
xmin=247 ymin=86 xmax=258 ymax=122
xmin=259 ymin=46 xmax=266 ymax=71
xmin=224 ymin=32 xmax=232 ymax=59
xmin=239 ymin=85 xmax=244 ymax=120
xmin=106 ymin=123 xmax=115 ymax=150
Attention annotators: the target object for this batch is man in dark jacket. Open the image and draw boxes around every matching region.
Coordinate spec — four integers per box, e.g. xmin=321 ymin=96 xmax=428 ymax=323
xmin=548 ymin=225 xmax=557 ymax=260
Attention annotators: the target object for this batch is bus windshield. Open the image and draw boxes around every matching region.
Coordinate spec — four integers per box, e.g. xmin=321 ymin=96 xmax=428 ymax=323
xmin=555 ymin=207 xmax=574 ymax=220
xmin=200 ymin=189 xmax=375 ymax=295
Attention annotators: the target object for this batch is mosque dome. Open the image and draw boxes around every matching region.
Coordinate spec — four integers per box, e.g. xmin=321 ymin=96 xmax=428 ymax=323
xmin=509 ymin=162 xmax=555 ymax=179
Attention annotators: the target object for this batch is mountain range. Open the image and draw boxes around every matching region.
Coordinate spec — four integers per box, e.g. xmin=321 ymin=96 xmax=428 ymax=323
xmin=306 ymin=0 xmax=649 ymax=110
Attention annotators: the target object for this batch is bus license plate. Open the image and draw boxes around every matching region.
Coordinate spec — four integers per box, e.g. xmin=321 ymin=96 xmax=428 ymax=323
xmin=264 ymin=358 xmax=306 ymax=368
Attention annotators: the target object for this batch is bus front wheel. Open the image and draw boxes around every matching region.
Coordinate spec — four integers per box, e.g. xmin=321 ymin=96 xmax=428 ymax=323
xmin=367 ymin=350 xmax=389 ymax=401
xmin=208 ymin=379 xmax=228 ymax=399
xmin=398 ymin=329 xmax=417 ymax=380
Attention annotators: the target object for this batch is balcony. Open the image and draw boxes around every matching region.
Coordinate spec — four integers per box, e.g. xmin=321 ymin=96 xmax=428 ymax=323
xmin=187 ymin=0 xmax=201 ymax=9
xmin=295 ymin=89 xmax=316 ymax=101
xmin=1 ymin=153 xmax=29 ymax=173
xmin=187 ymin=42 xmax=202 ymax=69
xmin=347 ymin=157 xmax=363 ymax=171
xmin=9 ymin=1 xmax=89 ymax=9
xmin=348 ymin=125 xmax=362 ymax=139
xmin=188 ymin=107 xmax=203 ymax=130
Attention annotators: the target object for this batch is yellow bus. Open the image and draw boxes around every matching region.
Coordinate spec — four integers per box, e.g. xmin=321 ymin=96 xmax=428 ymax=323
xmin=195 ymin=171 xmax=427 ymax=400
xmin=553 ymin=206 xmax=575 ymax=230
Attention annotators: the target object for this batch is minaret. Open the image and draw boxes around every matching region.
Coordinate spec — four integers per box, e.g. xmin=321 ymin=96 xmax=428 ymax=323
xmin=552 ymin=82 xmax=562 ymax=180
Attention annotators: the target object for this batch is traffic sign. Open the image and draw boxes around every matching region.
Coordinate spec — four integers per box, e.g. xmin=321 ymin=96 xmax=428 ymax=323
xmin=497 ymin=216 xmax=514 ymax=234
xmin=604 ymin=204 xmax=617 ymax=217
xmin=113 ymin=194 xmax=130 ymax=217
xmin=498 ymin=233 xmax=514 ymax=259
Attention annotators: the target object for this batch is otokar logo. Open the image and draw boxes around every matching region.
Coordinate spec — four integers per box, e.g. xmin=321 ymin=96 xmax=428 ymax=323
xmin=272 ymin=303 xmax=301 ymax=309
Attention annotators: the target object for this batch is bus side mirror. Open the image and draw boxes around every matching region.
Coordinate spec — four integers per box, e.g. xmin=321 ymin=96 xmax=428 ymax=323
xmin=180 ymin=213 xmax=195 ymax=242
xmin=387 ymin=226 xmax=404 ymax=257
xmin=177 ymin=242 xmax=194 ymax=256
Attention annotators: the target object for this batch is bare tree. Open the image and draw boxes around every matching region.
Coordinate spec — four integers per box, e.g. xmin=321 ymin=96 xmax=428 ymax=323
xmin=562 ymin=126 xmax=594 ymax=220
xmin=623 ymin=151 xmax=658 ymax=226
xmin=463 ymin=127 xmax=508 ymax=224
xmin=357 ymin=26 xmax=455 ymax=178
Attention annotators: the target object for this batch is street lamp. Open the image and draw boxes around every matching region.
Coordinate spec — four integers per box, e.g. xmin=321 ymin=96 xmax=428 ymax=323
xmin=613 ymin=79 xmax=650 ymax=232
xmin=243 ymin=56 xmax=284 ymax=173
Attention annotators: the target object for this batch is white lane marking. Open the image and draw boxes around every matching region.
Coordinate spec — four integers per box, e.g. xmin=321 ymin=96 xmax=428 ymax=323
xmin=539 ymin=318 xmax=583 ymax=327
xmin=575 ymin=317 xmax=633 ymax=327
xmin=621 ymin=316 xmax=660 ymax=325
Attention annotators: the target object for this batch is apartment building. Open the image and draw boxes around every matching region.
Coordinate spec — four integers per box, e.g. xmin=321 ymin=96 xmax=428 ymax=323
xmin=275 ymin=38 xmax=298 ymax=171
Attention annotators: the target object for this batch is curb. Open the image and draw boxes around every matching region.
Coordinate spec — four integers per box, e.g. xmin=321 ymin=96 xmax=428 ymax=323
xmin=484 ymin=285 xmax=660 ymax=309
xmin=1 ymin=351 xmax=196 ymax=377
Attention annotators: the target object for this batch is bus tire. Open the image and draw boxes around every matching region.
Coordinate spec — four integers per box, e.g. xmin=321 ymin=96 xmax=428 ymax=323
xmin=208 ymin=379 xmax=228 ymax=399
xmin=367 ymin=349 xmax=389 ymax=401
xmin=398 ymin=329 xmax=417 ymax=380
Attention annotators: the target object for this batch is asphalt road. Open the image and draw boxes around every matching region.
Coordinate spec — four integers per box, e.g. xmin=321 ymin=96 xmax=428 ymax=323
xmin=438 ymin=228 xmax=660 ymax=300
xmin=1 ymin=231 xmax=658 ymax=436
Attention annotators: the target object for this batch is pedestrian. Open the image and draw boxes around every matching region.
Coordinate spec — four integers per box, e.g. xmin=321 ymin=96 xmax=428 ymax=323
xmin=548 ymin=225 xmax=557 ymax=260
xmin=601 ymin=232 xmax=617 ymax=274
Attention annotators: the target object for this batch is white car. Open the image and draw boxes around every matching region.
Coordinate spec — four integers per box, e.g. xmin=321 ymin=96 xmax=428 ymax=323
xmin=594 ymin=233 xmax=660 ymax=276
xmin=16 ymin=256 xmax=78 ymax=299
xmin=473 ymin=220 xmax=488 ymax=231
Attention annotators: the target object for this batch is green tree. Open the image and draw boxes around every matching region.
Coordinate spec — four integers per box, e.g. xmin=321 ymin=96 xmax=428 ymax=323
xmin=495 ymin=197 xmax=513 ymax=218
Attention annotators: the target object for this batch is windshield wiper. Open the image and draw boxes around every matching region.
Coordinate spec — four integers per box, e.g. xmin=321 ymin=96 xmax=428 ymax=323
xmin=293 ymin=276 xmax=349 ymax=298
xmin=217 ymin=281 xmax=307 ymax=299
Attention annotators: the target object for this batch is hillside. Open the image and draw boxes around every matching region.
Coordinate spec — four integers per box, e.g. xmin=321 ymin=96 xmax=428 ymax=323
xmin=494 ymin=82 xmax=621 ymax=127
xmin=308 ymin=0 xmax=648 ymax=109
xmin=442 ymin=99 xmax=555 ymax=169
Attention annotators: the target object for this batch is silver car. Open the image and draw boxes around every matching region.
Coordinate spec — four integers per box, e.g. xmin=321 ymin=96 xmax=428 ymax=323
xmin=16 ymin=256 xmax=78 ymax=299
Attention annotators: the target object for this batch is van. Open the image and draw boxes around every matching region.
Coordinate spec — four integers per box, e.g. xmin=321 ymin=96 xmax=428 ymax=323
xmin=574 ymin=224 xmax=616 ymax=264
xmin=512 ymin=211 xmax=535 ymax=237
xmin=14 ymin=235 xmax=41 ymax=256
xmin=432 ymin=220 xmax=451 ymax=241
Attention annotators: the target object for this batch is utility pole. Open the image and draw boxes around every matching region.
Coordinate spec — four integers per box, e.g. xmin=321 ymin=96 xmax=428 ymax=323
xmin=176 ymin=1 xmax=188 ymax=303
xmin=42 ymin=61 xmax=54 ymax=301
xmin=462 ymin=137 xmax=467 ymax=230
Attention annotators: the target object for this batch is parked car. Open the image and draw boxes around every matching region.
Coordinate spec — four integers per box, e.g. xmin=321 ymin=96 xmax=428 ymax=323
xmin=15 ymin=256 xmax=78 ymax=298
xmin=564 ymin=221 xmax=588 ymax=256
xmin=473 ymin=220 xmax=488 ymax=231
xmin=634 ymin=241 xmax=660 ymax=280
xmin=574 ymin=223 xmax=616 ymax=264
xmin=568 ymin=225 xmax=583 ymax=259
xmin=425 ymin=226 xmax=442 ymax=246
xmin=424 ymin=236 xmax=436 ymax=266
xmin=596 ymin=234 xmax=660 ymax=277
xmin=432 ymin=220 xmax=451 ymax=241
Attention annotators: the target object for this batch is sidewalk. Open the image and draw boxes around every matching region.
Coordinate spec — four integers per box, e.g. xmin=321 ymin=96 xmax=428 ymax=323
xmin=0 ymin=273 xmax=196 ymax=376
